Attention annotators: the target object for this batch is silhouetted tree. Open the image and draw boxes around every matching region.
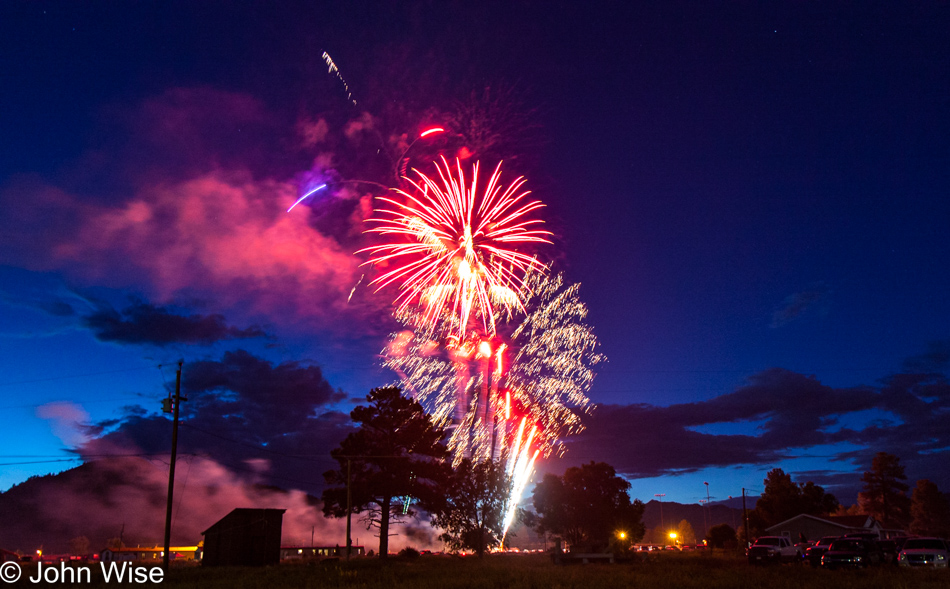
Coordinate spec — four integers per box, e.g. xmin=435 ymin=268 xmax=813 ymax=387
xmin=706 ymin=523 xmax=737 ymax=549
xmin=67 ymin=536 xmax=90 ymax=556
xmin=430 ymin=458 xmax=511 ymax=557
xmin=322 ymin=387 xmax=448 ymax=558
xmin=643 ymin=525 xmax=668 ymax=545
xmin=909 ymin=479 xmax=950 ymax=538
xmin=756 ymin=469 xmax=800 ymax=527
xmin=531 ymin=461 xmax=644 ymax=552
xmin=755 ymin=468 xmax=838 ymax=528
xmin=858 ymin=452 xmax=910 ymax=526
xmin=834 ymin=503 xmax=864 ymax=516
xmin=675 ymin=519 xmax=697 ymax=545
xmin=800 ymin=481 xmax=840 ymax=515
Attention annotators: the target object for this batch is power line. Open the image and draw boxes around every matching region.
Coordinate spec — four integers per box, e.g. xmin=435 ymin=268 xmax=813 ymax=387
xmin=0 ymin=458 xmax=82 ymax=466
xmin=0 ymin=395 xmax=159 ymax=410
xmin=0 ymin=366 xmax=155 ymax=388
xmin=0 ymin=452 xmax=199 ymax=466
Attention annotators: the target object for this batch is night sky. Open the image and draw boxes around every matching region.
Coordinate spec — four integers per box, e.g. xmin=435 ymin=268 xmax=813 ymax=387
xmin=2 ymin=1 xmax=948 ymax=509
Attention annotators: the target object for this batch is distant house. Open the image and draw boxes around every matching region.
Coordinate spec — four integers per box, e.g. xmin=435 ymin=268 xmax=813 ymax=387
xmin=280 ymin=545 xmax=365 ymax=560
xmin=100 ymin=546 xmax=201 ymax=562
xmin=765 ymin=514 xmax=886 ymax=541
xmin=201 ymin=508 xmax=285 ymax=567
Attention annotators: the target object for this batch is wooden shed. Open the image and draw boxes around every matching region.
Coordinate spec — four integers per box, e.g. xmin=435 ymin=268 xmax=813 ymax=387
xmin=201 ymin=508 xmax=285 ymax=566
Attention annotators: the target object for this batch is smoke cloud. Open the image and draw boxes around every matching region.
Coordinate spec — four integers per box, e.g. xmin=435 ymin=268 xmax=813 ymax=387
xmin=0 ymin=456 xmax=439 ymax=554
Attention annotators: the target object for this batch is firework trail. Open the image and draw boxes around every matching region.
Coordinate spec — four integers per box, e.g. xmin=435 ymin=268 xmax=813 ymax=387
xmin=322 ymin=52 xmax=357 ymax=105
xmin=502 ymin=417 xmax=540 ymax=542
xmin=287 ymin=183 xmax=327 ymax=213
xmin=347 ymin=274 xmax=364 ymax=303
xmin=360 ymin=157 xmax=551 ymax=338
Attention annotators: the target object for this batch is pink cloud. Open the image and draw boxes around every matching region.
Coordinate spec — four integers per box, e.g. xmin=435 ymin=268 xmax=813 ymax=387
xmin=0 ymin=86 xmax=399 ymax=336
xmin=56 ymin=173 xmax=361 ymax=321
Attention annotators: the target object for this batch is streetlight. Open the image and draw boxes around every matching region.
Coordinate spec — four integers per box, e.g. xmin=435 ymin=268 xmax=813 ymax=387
xmin=669 ymin=532 xmax=678 ymax=547
xmin=616 ymin=530 xmax=630 ymax=552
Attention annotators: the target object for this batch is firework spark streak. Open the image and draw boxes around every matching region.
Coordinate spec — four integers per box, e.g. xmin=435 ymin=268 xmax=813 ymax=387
xmin=322 ymin=51 xmax=357 ymax=105
xmin=347 ymin=274 xmax=364 ymax=303
xmin=287 ymin=183 xmax=327 ymax=212
xmin=419 ymin=126 xmax=444 ymax=138
xmin=360 ymin=157 xmax=551 ymax=338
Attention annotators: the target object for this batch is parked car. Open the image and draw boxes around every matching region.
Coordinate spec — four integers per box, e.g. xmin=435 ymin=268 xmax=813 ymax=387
xmin=821 ymin=538 xmax=884 ymax=569
xmin=747 ymin=536 xmax=802 ymax=564
xmin=805 ymin=536 xmax=838 ymax=567
xmin=876 ymin=537 xmax=908 ymax=565
xmin=897 ymin=537 xmax=949 ymax=568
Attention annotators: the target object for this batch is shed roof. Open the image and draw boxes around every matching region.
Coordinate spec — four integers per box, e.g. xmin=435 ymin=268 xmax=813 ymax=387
xmin=201 ymin=507 xmax=286 ymax=535
xmin=765 ymin=513 xmax=877 ymax=533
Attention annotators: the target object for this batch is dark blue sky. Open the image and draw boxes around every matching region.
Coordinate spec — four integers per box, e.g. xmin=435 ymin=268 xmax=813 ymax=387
xmin=1 ymin=1 xmax=948 ymax=506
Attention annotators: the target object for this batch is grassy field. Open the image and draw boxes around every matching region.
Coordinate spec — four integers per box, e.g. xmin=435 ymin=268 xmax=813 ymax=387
xmin=13 ymin=551 xmax=949 ymax=588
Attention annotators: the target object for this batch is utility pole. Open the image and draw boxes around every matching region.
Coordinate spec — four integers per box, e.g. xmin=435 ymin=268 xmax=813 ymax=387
xmin=742 ymin=488 xmax=750 ymax=551
xmin=162 ymin=361 xmax=185 ymax=572
xmin=703 ymin=481 xmax=711 ymax=539
xmin=346 ymin=458 xmax=352 ymax=561
xmin=700 ymin=500 xmax=708 ymax=539
xmin=654 ymin=493 xmax=666 ymax=532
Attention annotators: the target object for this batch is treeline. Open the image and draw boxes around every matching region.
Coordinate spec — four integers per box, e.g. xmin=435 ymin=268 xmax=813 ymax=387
xmin=706 ymin=452 xmax=950 ymax=548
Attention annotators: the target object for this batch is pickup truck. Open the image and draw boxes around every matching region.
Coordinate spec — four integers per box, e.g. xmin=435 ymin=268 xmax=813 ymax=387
xmin=747 ymin=536 xmax=802 ymax=564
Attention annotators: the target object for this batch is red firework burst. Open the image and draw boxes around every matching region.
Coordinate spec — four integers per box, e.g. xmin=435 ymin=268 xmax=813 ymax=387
xmin=360 ymin=157 xmax=550 ymax=336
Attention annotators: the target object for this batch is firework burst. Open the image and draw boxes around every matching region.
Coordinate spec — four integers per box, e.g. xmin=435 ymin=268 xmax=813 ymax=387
xmin=504 ymin=268 xmax=603 ymax=456
xmin=359 ymin=157 xmax=551 ymax=337
xmin=383 ymin=268 xmax=603 ymax=463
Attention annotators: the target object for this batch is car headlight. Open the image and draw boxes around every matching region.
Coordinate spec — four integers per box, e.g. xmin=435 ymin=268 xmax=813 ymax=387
xmin=937 ymin=555 xmax=946 ymax=561
xmin=899 ymin=553 xmax=906 ymax=561
xmin=855 ymin=556 xmax=863 ymax=562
